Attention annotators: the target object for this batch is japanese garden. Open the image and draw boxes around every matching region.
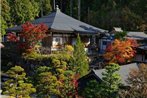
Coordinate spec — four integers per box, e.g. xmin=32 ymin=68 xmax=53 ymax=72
xmin=1 ymin=0 xmax=147 ymax=98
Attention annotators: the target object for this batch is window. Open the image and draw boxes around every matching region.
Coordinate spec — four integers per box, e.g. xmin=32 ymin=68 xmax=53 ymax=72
xmin=53 ymin=37 xmax=62 ymax=45
xmin=55 ymin=37 xmax=60 ymax=42
xmin=103 ymin=41 xmax=107 ymax=45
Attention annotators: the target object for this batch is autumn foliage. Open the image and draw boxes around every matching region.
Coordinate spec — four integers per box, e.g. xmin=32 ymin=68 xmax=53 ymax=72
xmin=20 ymin=22 xmax=48 ymax=50
xmin=103 ymin=39 xmax=138 ymax=64
xmin=7 ymin=33 xmax=18 ymax=42
xmin=7 ymin=22 xmax=48 ymax=52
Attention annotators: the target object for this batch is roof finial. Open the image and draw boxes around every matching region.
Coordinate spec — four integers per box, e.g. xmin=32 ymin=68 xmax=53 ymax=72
xmin=56 ymin=5 xmax=60 ymax=11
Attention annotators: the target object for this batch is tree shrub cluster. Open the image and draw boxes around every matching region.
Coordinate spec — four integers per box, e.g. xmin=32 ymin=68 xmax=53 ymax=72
xmin=2 ymin=50 xmax=79 ymax=98
xmin=2 ymin=37 xmax=88 ymax=97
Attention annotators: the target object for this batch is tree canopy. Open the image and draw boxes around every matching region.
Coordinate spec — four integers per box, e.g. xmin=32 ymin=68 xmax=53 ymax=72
xmin=72 ymin=35 xmax=89 ymax=77
xmin=8 ymin=0 xmax=39 ymax=25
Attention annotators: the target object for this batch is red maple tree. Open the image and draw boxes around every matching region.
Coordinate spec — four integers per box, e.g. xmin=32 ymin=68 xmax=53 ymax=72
xmin=20 ymin=22 xmax=48 ymax=51
xmin=7 ymin=22 xmax=48 ymax=53
xmin=103 ymin=39 xmax=138 ymax=64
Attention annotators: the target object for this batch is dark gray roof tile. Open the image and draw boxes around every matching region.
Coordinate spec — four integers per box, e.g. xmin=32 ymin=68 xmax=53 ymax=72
xmin=7 ymin=8 xmax=107 ymax=34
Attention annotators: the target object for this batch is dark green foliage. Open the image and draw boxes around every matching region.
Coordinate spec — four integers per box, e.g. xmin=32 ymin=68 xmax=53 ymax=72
xmin=101 ymin=63 xmax=121 ymax=98
xmin=2 ymin=66 xmax=36 ymax=98
xmin=67 ymin=0 xmax=147 ymax=31
xmin=114 ymin=31 xmax=127 ymax=40
xmin=8 ymin=0 xmax=39 ymax=25
xmin=35 ymin=0 xmax=52 ymax=16
xmin=41 ymin=0 xmax=52 ymax=15
xmin=72 ymin=34 xmax=89 ymax=77
xmin=80 ymin=80 xmax=101 ymax=98
xmin=80 ymin=63 xmax=121 ymax=98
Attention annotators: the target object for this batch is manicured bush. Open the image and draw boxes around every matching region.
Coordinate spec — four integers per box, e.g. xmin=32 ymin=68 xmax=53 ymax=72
xmin=2 ymin=66 xmax=36 ymax=98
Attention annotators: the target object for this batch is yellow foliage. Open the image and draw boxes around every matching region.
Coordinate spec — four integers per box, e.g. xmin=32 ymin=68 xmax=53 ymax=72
xmin=65 ymin=45 xmax=74 ymax=52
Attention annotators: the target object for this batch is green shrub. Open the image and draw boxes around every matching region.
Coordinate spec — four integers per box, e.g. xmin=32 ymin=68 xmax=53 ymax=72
xmin=22 ymin=52 xmax=51 ymax=60
xmin=80 ymin=80 xmax=101 ymax=98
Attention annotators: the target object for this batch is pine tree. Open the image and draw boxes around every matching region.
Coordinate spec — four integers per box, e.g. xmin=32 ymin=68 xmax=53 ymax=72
xmin=81 ymin=80 xmax=101 ymax=98
xmin=101 ymin=63 xmax=121 ymax=98
xmin=1 ymin=0 xmax=11 ymax=35
xmin=8 ymin=0 xmax=39 ymax=25
xmin=72 ymin=34 xmax=89 ymax=77
xmin=42 ymin=0 xmax=52 ymax=15
xmin=2 ymin=66 xmax=36 ymax=98
xmin=37 ymin=71 xmax=60 ymax=98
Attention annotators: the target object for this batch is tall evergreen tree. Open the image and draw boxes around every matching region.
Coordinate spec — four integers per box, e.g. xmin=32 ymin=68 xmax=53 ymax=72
xmin=80 ymin=80 xmax=101 ymax=98
xmin=2 ymin=66 xmax=36 ymax=98
xmin=1 ymin=0 xmax=11 ymax=36
xmin=101 ymin=63 xmax=121 ymax=98
xmin=72 ymin=34 xmax=89 ymax=77
xmin=8 ymin=0 xmax=39 ymax=25
xmin=80 ymin=63 xmax=121 ymax=98
xmin=36 ymin=0 xmax=52 ymax=16
xmin=42 ymin=0 xmax=52 ymax=15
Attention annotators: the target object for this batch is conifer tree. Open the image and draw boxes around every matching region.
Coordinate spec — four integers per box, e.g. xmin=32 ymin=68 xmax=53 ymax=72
xmin=2 ymin=66 xmax=36 ymax=98
xmin=101 ymin=63 xmax=121 ymax=98
xmin=1 ymin=0 xmax=11 ymax=35
xmin=8 ymin=0 xmax=39 ymax=25
xmin=72 ymin=34 xmax=89 ymax=77
xmin=37 ymin=71 xmax=61 ymax=97
xmin=41 ymin=0 xmax=52 ymax=15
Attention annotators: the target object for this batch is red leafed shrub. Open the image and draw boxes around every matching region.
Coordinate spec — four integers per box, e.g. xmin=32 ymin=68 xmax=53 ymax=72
xmin=20 ymin=22 xmax=48 ymax=51
xmin=7 ymin=33 xmax=19 ymax=42
xmin=103 ymin=39 xmax=138 ymax=64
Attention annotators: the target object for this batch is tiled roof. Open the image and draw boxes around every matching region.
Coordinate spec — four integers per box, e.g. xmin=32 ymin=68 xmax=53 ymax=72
xmin=92 ymin=63 xmax=139 ymax=86
xmin=7 ymin=7 xmax=107 ymax=34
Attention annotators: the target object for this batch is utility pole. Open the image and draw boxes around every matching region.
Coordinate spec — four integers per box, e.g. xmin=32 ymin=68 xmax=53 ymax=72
xmin=78 ymin=0 xmax=81 ymax=20
xmin=70 ymin=0 xmax=73 ymax=16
